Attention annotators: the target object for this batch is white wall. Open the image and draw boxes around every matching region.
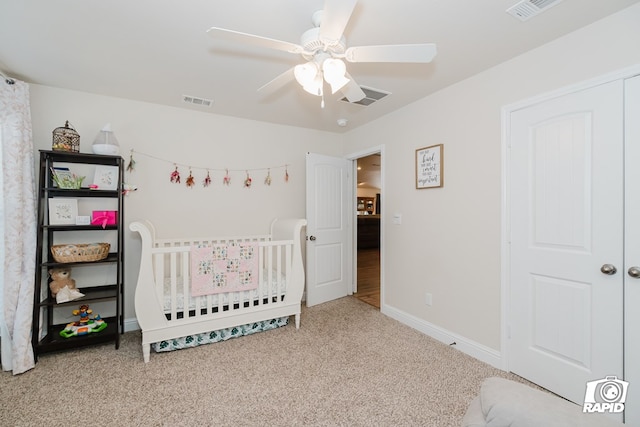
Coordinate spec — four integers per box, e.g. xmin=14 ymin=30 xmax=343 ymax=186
xmin=343 ymin=3 xmax=640 ymax=355
xmin=27 ymin=3 xmax=640 ymax=360
xmin=29 ymin=85 xmax=343 ymax=322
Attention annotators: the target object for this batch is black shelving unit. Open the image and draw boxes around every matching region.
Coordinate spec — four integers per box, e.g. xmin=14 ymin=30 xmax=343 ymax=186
xmin=32 ymin=150 xmax=124 ymax=360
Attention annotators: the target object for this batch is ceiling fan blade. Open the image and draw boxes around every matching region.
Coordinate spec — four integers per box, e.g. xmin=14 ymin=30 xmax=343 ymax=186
xmin=340 ymin=73 xmax=366 ymax=103
xmin=318 ymin=0 xmax=357 ymax=42
xmin=345 ymin=43 xmax=437 ymax=63
xmin=207 ymin=27 xmax=305 ymax=54
xmin=257 ymin=67 xmax=295 ymax=95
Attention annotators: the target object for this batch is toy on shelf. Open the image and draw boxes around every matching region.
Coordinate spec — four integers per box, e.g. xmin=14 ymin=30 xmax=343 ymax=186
xmin=49 ymin=267 xmax=84 ymax=304
xmin=59 ymin=304 xmax=107 ymax=338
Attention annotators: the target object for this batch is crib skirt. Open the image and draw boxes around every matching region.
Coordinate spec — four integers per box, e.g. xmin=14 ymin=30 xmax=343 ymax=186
xmin=151 ymin=316 xmax=289 ymax=353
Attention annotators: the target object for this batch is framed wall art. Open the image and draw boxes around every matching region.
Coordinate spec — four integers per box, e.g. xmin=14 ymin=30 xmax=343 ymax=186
xmin=48 ymin=198 xmax=78 ymax=225
xmin=415 ymin=144 xmax=444 ymax=189
xmin=93 ymin=165 xmax=119 ymax=190
xmin=51 ymin=167 xmax=71 ymax=188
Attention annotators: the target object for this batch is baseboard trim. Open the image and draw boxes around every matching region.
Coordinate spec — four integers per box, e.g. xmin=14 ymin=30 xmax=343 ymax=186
xmin=124 ymin=317 xmax=140 ymax=333
xmin=381 ymin=304 xmax=503 ymax=369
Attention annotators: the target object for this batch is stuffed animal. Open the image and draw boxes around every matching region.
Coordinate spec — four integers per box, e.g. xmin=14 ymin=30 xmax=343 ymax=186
xmin=49 ymin=267 xmax=77 ymax=297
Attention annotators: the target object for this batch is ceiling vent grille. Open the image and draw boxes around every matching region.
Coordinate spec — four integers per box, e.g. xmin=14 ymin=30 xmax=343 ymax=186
xmin=506 ymin=0 xmax=563 ymax=21
xmin=182 ymin=95 xmax=213 ymax=107
xmin=340 ymin=86 xmax=390 ymax=106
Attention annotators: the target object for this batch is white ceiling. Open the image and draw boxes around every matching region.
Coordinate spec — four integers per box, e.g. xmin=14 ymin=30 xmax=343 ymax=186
xmin=1 ymin=0 xmax=638 ymax=133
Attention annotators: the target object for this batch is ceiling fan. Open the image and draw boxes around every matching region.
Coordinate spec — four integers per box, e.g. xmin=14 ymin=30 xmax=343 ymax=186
xmin=207 ymin=0 xmax=437 ymax=107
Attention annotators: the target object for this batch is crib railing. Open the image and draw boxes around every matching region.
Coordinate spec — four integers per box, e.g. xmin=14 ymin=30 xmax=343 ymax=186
xmin=150 ymin=237 xmax=294 ymax=322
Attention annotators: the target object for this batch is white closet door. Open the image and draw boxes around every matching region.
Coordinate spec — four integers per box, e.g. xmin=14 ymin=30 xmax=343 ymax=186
xmin=624 ymin=74 xmax=640 ymax=425
xmin=509 ymin=80 xmax=624 ymax=405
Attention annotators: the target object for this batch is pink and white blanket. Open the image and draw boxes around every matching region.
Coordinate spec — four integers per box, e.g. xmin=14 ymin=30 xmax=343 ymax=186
xmin=190 ymin=242 xmax=259 ymax=296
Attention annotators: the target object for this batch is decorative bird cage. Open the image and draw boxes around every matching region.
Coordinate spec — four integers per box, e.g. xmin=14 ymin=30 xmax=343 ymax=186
xmin=52 ymin=121 xmax=80 ymax=152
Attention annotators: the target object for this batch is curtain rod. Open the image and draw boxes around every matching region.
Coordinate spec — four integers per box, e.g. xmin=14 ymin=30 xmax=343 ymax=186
xmin=0 ymin=70 xmax=15 ymax=85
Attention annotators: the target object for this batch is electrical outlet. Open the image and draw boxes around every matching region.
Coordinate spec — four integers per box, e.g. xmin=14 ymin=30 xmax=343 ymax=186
xmin=425 ymin=292 xmax=432 ymax=306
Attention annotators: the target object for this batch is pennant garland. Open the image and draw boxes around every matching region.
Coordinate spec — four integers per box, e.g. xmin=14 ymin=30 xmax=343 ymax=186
xmin=128 ymin=149 xmax=290 ymax=189
xmin=127 ymin=149 xmax=136 ymax=173
xmin=170 ymin=165 xmax=181 ymax=183
xmin=186 ymin=169 xmax=195 ymax=188
xmin=123 ymin=149 xmax=138 ymax=196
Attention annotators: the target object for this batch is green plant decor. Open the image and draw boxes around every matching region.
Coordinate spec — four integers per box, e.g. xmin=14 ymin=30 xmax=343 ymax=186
xmin=51 ymin=169 xmax=85 ymax=189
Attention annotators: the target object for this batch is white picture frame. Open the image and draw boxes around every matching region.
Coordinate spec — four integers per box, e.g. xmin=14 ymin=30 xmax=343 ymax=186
xmin=48 ymin=198 xmax=78 ymax=225
xmin=93 ymin=165 xmax=119 ymax=191
xmin=415 ymin=144 xmax=444 ymax=189
xmin=75 ymin=215 xmax=91 ymax=225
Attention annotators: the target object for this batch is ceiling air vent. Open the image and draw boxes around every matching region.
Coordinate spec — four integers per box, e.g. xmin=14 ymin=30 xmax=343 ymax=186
xmin=341 ymin=86 xmax=390 ymax=107
xmin=506 ymin=0 xmax=563 ymax=21
xmin=182 ymin=95 xmax=213 ymax=107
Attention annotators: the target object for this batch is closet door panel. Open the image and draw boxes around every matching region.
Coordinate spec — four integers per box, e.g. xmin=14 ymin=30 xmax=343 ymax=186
xmin=509 ymin=80 xmax=624 ymax=406
xmin=624 ymin=74 xmax=640 ymax=425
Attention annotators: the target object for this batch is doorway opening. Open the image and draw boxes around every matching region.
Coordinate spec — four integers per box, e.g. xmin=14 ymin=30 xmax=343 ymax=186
xmin=353 ymin=153 xmax=381 ymax=309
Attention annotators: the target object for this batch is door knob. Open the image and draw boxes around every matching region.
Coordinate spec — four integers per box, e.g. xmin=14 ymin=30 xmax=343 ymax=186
xmin=628 ymin=267 xmax=640 ymax=278
xmin=601 ymin=264 xmax=617 ymax=275
xmin=309 ymin=235 xmax=316 ymax=241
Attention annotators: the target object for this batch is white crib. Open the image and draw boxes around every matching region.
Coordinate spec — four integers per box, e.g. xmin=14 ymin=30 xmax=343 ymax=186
xmin=129 ymin=218 xmax=307 ymax=362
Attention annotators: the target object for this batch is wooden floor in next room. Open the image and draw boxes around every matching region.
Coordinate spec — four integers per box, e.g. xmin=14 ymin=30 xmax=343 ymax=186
xmin=354 ymin=248 xmax=380 ymax=309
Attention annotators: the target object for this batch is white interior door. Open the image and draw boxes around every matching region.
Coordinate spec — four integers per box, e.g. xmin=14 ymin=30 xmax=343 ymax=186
xmin=509 ymin=80 xmax=624 ymax=405
xmin=305 ymin=152 xmax=352 ymax=307
xmin=624 ymin=74 xmax=640 ymax=425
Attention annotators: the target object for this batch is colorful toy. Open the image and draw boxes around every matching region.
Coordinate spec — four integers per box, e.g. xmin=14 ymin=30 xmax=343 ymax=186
xmin=59 ymin=304 xmax=107 ymax=338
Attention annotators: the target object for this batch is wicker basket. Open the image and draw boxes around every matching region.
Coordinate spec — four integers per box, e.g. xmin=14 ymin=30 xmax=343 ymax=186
xmin=51 ymin=243 xmax=110 ymax=263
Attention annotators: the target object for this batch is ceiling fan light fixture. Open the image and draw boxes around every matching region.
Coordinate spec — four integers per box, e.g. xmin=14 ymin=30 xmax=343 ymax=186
xmin=322 ymin=58 xmax=350 ymax=94
xmin=302 ymin=73 xmax=324 ymax=96
xmin=294 ymin=62 xmax=318 ymax=87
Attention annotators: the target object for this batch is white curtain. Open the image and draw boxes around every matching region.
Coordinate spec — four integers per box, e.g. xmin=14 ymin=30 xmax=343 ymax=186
xmin=0 ymin=79 xmax=36 ymax=374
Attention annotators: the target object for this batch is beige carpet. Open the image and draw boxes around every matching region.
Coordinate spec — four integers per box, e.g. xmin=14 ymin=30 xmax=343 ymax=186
xmin=0 ymin=297 xmax=527 ymax=426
